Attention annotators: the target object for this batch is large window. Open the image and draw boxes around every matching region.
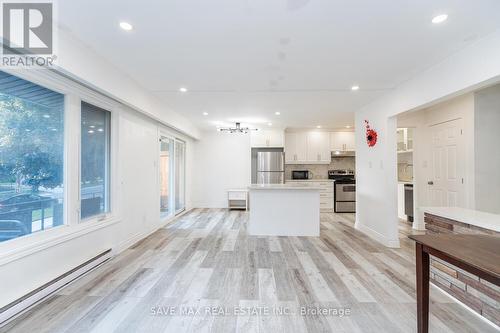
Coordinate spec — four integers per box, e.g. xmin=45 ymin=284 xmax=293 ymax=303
xmin=81 ymin=102 xmax=110 ymax=220
xmin=0 ymin=71 xmax=64 ymax=242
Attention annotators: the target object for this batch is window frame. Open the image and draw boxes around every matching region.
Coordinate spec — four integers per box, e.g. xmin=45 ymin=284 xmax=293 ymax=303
xmin=174 ymin=139 xmax=186 ymax=215
xmin=158 ymin=129 xmax=187 ymax=222
xmin=158 ymin=131 xmax=176 ymax=221
xmin=0 ymin=70 xmax=68 ymax=238
xmin=0 ymin=68 xmax=121 ymax=260
xmin=79 ymin=100 xmax=114 ymax=223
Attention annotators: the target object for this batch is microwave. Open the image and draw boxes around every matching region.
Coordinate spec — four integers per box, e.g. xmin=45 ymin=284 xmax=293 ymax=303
xmin=292 ymin=170 xmax=310 ymax=180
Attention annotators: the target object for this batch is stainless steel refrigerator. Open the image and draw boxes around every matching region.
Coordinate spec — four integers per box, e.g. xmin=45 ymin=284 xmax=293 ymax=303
xmin=256 ymin=151 xmax=285 ymax=184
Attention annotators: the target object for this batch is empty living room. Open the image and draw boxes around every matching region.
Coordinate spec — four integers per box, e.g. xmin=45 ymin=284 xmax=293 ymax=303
xmin=0 ymin=1 xmax=499 ymax=332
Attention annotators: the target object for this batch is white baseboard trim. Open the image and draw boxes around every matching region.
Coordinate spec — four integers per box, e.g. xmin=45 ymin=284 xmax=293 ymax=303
xmin=0 ymin=250 xmax=111 ymax=327
xmin=354 ymin=222 xmax=400 ymax=248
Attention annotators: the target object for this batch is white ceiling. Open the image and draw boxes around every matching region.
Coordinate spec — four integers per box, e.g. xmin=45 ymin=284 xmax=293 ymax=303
xmin=58 ymin=0 xmax=500 ymax=130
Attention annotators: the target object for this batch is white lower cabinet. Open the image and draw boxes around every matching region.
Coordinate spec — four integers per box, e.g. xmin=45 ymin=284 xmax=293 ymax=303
xmin=287 ymin=180 xmax=334 ymax=211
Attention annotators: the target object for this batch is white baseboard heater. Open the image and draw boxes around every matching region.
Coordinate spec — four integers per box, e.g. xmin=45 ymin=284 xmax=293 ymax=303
xmin=0 ymin=249 xmax=112 ymax=327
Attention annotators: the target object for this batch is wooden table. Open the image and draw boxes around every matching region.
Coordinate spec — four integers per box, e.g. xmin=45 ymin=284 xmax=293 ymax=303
xmin=408 ymin=234 xmax=500 ymax=333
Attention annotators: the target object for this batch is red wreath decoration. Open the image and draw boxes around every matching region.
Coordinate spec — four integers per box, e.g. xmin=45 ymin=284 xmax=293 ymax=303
xmin=364 ymin=120 xmax=378 ymax=147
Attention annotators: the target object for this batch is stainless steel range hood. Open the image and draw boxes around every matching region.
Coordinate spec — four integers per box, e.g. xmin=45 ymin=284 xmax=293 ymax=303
xmin=331 ymin=150 xmax=355 ymax=157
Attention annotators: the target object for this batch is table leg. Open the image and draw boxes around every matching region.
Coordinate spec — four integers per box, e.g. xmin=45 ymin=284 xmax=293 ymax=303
xmin=416 ymin=242 xmax=430 ymax=333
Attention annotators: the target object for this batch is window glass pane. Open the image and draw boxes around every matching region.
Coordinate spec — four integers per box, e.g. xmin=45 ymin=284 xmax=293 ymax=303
xmin=81 ymin=102 xmax=110 ymax=220
xmin=175 ymin=140 xmax=185 ymax=213
xmin=160 ymin=137 xmax=174 ymax=218
xmin=0 ymin=71 xmax=64 ymax=242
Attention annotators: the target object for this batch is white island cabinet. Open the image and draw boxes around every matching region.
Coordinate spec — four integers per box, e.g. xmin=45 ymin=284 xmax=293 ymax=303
xmin=248 ymin=184 xmax=320 ymax=236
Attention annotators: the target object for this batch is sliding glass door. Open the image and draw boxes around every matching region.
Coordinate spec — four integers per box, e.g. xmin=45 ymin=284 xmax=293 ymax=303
xmin=175 ymin=140 xmax=186 ymax=213
xmin=159 ymin=135 xmax=185 ymax=219
xmin=159 ymin=137 xmax=174 ymax=218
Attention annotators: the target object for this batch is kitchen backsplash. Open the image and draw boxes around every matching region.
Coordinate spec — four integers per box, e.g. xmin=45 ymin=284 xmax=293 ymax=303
xmin=285 ymin=157 xmax=355 ymax=179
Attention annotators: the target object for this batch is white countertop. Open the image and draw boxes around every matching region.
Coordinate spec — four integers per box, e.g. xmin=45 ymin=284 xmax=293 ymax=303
xmin=249 ymin=183 xmax=321 ymax=190
xmin=286 ymin=179 xmax=334 ymax=182
xmin=421 ymin=206 xmax=500 ymax=232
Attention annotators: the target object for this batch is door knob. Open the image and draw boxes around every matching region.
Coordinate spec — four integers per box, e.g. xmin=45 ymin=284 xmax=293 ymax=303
xmin=428 ymin=181 xmax=434 ymax=185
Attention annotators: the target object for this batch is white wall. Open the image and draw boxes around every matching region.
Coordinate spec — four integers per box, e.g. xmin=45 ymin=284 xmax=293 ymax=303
xmin=192 ymin=131 xmax=251 ymax=208
xmin=0 ymin=75 xmax=195 ymax=309
xmin=474 ymin=84 xmax=500 ymax=214
xmin=355 ymin=30 xmax=500 ymax=247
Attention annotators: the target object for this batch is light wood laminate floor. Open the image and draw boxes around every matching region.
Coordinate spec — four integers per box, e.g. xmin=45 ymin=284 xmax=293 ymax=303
xmin=2 ymin=209 xmax=497 ymax=333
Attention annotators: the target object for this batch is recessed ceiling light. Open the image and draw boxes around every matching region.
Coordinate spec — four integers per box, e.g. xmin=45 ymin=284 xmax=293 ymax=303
xmin=316 ymin=125 xmax=322 ymax=129
xmin=179 ymin=87 xmax=188 ymax=93
xmin=345 ymin=125 xmax=351 ymax=129
xmin=88 ymin=130 xmax=94 ymax=134
xmin=351 ymin=85 xmax=359 ymax=91
xmin=89 ymin=125 xmax=95 ymax=129
xmin=119 ymin=22 xmax=133 ymax=31
xmin=275 ymin=112 xmax=281 ymax=115
xmin=432 ymin=14 xmax=448 ymax=24
xmin=267 ymin=122 xmax=272 ymax=126
xmin=203 ymin=112 xmax=209 ymax=116
xmin=98 ymin=128 xmax=104 ymax=132
xmin=43 ymin=114 xmax=50 ymax=118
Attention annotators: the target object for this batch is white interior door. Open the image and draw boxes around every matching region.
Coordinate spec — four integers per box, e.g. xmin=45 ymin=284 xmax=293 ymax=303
xmin=428 ymin=119 xmax=465 ymax=207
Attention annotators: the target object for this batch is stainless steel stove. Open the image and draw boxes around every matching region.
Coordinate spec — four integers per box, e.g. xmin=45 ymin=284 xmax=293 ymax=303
xmin=328 ymin=169 xmax=356 ymax=213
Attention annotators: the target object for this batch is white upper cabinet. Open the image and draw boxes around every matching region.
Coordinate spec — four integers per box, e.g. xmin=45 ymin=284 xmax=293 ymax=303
xmin=285 ymin=130 xmax=356 ymax=164
xmin=285 ymin=132 xmax=307 ymax=163
xmin=307 ymin=132 xmax=331 ymax=163
xmin=285 ymin=131 xmax=329 ymax=164
xmin=330 ymin=131 xmax=355 ymax=152
xmin=251 ymin=129 xmax=284 ymax=147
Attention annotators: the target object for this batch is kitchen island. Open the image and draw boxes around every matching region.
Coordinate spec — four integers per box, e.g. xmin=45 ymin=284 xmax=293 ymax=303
xmin=248 ymin=183 xmax=320 ymax=236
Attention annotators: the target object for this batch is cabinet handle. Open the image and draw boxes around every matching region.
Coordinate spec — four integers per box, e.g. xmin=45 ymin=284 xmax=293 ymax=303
xmin=294 ymin=154 xmax=297 ymax=161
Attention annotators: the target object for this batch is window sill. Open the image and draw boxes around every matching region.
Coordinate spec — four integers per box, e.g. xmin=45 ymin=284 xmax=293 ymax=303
xmin=0 ymin=216 xmax=121 ymax=267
